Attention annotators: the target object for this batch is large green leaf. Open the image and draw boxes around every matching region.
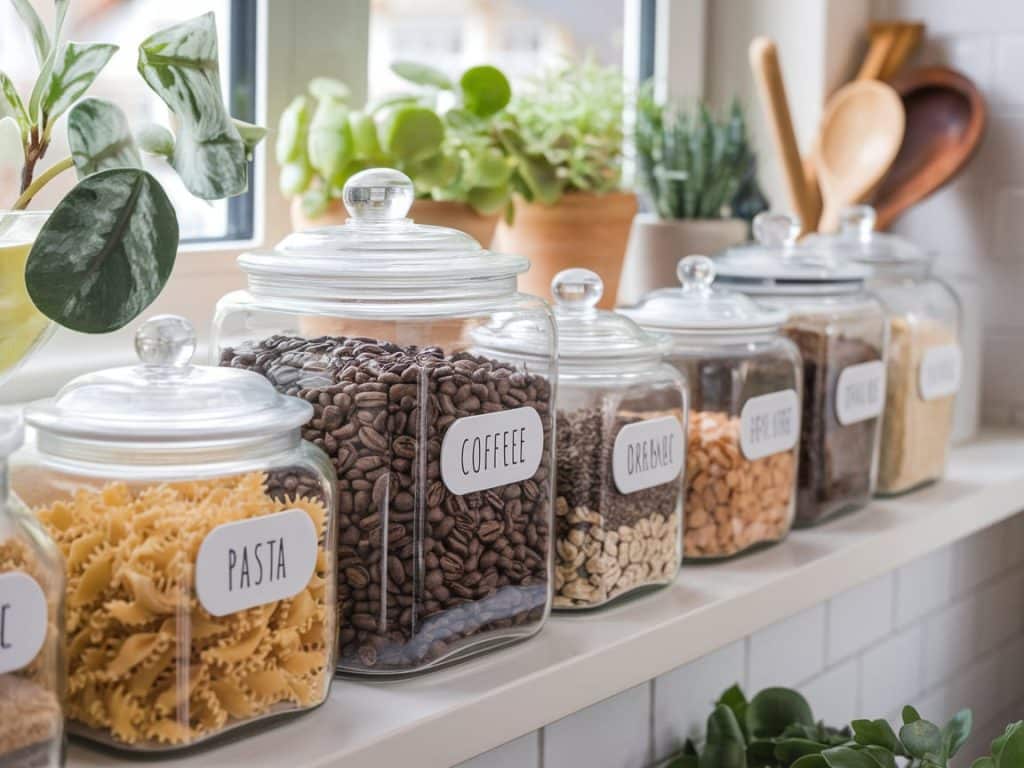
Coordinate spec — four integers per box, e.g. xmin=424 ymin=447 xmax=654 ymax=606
xmin=0 ymin=71 xmax=29 ymax=134
xmin=852 ymin=719 xmax=903 ymax=755
xmin=745 ymin=689 xmax=815 ymax=740
xmin=307 ymin=96 xmax=353 ymax=187
xmin=276 ymin=95 xmax=309 ymax=164
xmin=859 ymin=746 xmax=897 ymax=768
xmin=390 ymin=61 xmax=452 ymax=90
xmin=11 ymin=0 xmax=50 ymax=66
xmin=942 ymin=710 xmax=972 ymax=759
xmin=137 ymin=12 xmax=247 ymax=199
xmin=40 ymin=41 xmax=118 ymax=126
xmin=821 ymin=747 xmax=880 ymax=768
xmin=460 ymin=65 xmax=510 ymax=118
xmin=701 ymin=706 xmax=747 ymax=768
xmin=28 ymin=0 xmax=69 ymax=123
xmin=384 ymin=105 xmax=443 ymax=163
xmin=309 ymin=76 xmax=350 ymax=102
xmin=25 ymin=168 xmax=178 ymax=333
xmin=899 ymin=720 xmax=943 ymax=760
xmin=67 ymin=98 xmax=142 ymax=177
xmin=774 ymin=739 xmax=827 ymax=764
xmin=902 ymin=707 xmax=921 ymax=725
xmin=996 ymin=722 xmax=1024 ymax=766
xmin=135 ymin=123 xmax=175 ymax=158
xmin=791 ymin=757 xmax=828 ymax=768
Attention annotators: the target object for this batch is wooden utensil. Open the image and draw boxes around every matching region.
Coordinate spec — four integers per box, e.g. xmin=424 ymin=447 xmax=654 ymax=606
xmin=873 ymin=67 xmax=986 ymax=230
xmin=879 ymin=22 xmax=924 ymax=81
xmin=815 ymin=80 xmax=905 ymax=232
xmin=858 ymin=23 xmax=901 ymax=80
xmin=749 ymin=37 xmax=818 ymax=235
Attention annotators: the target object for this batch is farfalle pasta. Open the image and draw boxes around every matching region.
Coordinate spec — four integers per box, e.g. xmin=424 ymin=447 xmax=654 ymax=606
xmin=32 ymin=471 xmax=334 ymax=749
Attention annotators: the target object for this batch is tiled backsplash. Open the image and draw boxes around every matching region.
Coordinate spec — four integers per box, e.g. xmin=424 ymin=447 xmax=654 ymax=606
xmin=458 ymin=513 xmax=1024 ymax=768
xmin=871 ymin=0 xmax=1024 ymax=424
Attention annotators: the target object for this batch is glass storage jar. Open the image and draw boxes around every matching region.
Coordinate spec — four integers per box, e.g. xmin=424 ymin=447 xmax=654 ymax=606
xmin=623 ymin=256 xmax=801 ymax=558
xmin=808 ymin=206 xmax=961 ymax=495
xmin=0 ymin=415 xmax=64 ymax=767
xmin=713 ymin=213 xmax=888 ymax=527
xmin=215 ymin=168 xmax=556 ymax=675
xmin=516 ymin=269 xmax=684 ymax=608
xmin=14 ymin=316 xmax=337 ymax=752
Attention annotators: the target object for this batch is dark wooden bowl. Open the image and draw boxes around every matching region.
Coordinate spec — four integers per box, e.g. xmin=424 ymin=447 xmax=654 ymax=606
xmin=872 ymin=66 xmax=986 ymax=229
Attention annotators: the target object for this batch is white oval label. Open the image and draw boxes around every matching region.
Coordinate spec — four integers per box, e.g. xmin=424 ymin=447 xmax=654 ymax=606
xmin=195 ymin=509 xmax=318 ymax=617
xmin=919 ymin=344 xmax=961 ymax=401
xmin=440 ymin=407 xmax=544 ymax=494
xmin=740 ymin=389 xmax=801 ymax=460
xmin=0 ymin=572 xmax=48 ymax=675
xmin=612 ymin=415 xmax=685 ymax=494
xmin=835 ymin=360 xmax=886 ymax=426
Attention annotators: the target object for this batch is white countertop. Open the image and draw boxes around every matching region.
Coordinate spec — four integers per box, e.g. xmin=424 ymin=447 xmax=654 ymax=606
xmin=69 ymin=429 xmax=1024 ymax=768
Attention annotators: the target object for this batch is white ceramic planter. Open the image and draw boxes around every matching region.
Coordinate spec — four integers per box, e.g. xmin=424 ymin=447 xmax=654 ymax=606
xmin=616 ymin=214 xmax=749 ymax=307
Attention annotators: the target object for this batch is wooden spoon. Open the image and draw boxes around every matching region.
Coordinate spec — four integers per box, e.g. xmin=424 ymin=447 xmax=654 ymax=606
xmin=873 ymin=67 xmax=986 ymax=230
xmin=749 ymin=37 xmax=818 ymax=235
xmin=858 ymin=23 xmax=901 ymax=80
xmin=879 ymin=22 xmax=924 ymax=81
xmin=815 ymin=80 xmax=905 ymax=232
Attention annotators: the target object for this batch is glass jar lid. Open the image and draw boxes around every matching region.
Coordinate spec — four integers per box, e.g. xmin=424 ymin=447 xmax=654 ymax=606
xmin=805 ymin=205 xmax=927 ymax=267
xmin=550 ymin=269 xmax=667 ymax=360
xmin=25 ymin=316 xmax=312 ymax=452
xmin=622 ymin=255 xmax=787 ymax=333
xmin=238 ymin=168 xmax=528 ymax=289
xmin=714 ymin=212 xmax=870 ymax=294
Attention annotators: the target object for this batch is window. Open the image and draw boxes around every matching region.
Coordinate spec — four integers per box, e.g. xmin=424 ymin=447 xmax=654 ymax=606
xmin=0 ymin=0 xmax=257 ymax=243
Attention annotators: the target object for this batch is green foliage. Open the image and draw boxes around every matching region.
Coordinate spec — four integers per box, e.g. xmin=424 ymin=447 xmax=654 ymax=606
xmin=5 ymin=6 xmax=265 ymax=333
xmin=972 ymin=722 xmax=1024 ymax=768
xmin=635 ymin=82 xmax=764 ymax=221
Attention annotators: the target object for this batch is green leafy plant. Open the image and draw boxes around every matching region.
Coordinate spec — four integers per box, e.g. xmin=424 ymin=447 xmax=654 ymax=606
xmin=972 ymin=721 xmax=1024 ymax=768
xmin=498 ymin=58 xmax=625 ymax=205
xmin=658 ymin=686 xmax=977 ymax=768
xmin=276 ymin=61 xmax=514 ymax=218
xmin=2 ymin=6 xmax=264 ymax=333
xmin=635 ymin=84 xmax=764 ymax=221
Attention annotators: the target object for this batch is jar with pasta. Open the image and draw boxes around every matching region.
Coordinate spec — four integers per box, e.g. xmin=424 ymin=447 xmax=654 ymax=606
xmin=624 ymin=256 xmax=801 ymax=559
xmin=807 ymin=206 xmax=961 ymax=495
xmin=13 ymin=316 xmax=337 ymax=753
xmin=0 ymin=415 xmax=64 ymax=767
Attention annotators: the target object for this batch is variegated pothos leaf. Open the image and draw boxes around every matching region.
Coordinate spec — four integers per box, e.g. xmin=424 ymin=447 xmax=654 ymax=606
xmin=67 ymin=98 xmax=142 ymax=177
xmin=41 ymin=42 xmax=118 ymax=127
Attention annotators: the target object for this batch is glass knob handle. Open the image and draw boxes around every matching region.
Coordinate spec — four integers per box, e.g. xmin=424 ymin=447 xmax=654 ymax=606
xmin=135 ymin=315 xmax=196 ymax=368
xmin=753 ymin=211 xmax=801 ymax=247
xmin=839 ymin=204 xmax=877 ymax=242
xmin=677 ymin=254 xmax=715 ymax=292
xmin=551 ymin=268 xmax=603 ymax=310
xmin=342 ymin=168 xmax=415 ymax=221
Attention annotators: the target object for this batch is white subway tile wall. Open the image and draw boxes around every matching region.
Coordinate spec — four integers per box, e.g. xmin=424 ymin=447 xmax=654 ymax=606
xmin=459 ymin=517 xmax=1024 ymax=768
xmin=872 ymin=0 xmax=1024 ymax=422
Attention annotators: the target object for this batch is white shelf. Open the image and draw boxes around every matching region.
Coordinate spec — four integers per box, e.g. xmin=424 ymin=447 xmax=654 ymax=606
xmin=69 ymin=429 xmax=1024 ymax=768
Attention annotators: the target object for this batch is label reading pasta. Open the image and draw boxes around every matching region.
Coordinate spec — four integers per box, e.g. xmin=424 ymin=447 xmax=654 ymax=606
xmin=919 ymin=344 xmax=962 ymax=400
xmin=612 ymin=415 xmax=685 ymax=494
xmin=0 ymin=572 xmax=48 ymax=675
xmin=195 ymin=509 xmax=318 ymax=617
xmin=440 ymin=407 xmax=544 ymax=495
xmin=835 ymin=360 xmax=886 ymax=426
xmin=740 ymin=389 xmax=801 ymax=460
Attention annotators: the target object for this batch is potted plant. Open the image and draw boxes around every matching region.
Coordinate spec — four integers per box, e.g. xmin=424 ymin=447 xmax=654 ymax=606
xmin=277 ymin=62 xmax=514 ymax=245
xmin=619 ymin=87 xmax=764 ymax=307
xmin=0 ymin=7 xmax=262 ymax=382
xmin=491 ymin=59 xmax=635 ymax=308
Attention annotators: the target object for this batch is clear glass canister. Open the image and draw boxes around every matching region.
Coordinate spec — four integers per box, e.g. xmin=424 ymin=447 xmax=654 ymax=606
xmin=14 ymin=317 xmax=337 ymax=752
xmin=714 ymin=213 xmax=889 ymax=527
xmin=536 ymin=269 xmax=684 ymax=608
xmin=0 ymin=416 xmax=64 ymax=767
xmin=214 ymin=169 xmax=556 ymax=675
xmin=808 ymin=206 xmax=961 ymax=495
xmin=623 ymin=256 xmax=801 ymax=558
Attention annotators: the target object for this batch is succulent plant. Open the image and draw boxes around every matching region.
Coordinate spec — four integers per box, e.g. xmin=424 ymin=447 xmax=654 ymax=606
xmin=635 ymin=83 xmax=765 ymax=221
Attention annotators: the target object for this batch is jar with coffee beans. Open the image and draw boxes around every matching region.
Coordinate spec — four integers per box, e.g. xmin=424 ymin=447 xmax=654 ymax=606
xmin=624 ymin=255 xmax=802 ymax=558
xmin=807 ymin=206 xmax=960 ymax=496
xmin=713 ymin=213 xmax=889 ymax=527
xmin=214 ymin=169 xmax=556 ymax=675
xmin=485 ymin=268 xmax=685 ymax=609
xmin=14 ymin=316 xmax=337 ymax=753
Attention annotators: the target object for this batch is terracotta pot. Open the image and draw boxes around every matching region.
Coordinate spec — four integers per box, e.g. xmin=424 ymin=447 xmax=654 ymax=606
xmin=492 ymin=192 xmax=638 ymax=308
xmin=617 ymin=214 xmax=750 ymax=306
xmin=289 ymin=197 xmax=499 ymax=244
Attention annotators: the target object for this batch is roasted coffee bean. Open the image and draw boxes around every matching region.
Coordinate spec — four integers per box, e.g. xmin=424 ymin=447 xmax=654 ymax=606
xmin=223 ymin=334 xmax=552 ymax=671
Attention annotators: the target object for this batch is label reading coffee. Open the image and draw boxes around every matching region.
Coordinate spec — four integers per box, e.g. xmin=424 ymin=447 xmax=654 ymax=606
xmin=836 ymin=360 xmax=886 ymax=426
xmin=195 ymin=509 xmax=318 ymax=617
xmin=612 ymin=415 xmax=684 ymax=495
xmin=441 ymin=407 xmax=544 ymax=495
xmin=740 ymin=389 xmax=801 ymax=460
xmin=0 ymin=572 xmax=48 ymax=675
xmin=919 ymin=344 xmax=962 ymax=401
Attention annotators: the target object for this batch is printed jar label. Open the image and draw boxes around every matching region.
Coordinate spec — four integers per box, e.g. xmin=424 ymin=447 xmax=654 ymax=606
xmin=919 ymin=344 xmax=962 ymax=401
xmin=835 ymin=360 xmax=887 ymax=426
xmin=195 ymin=509 xmax=318 ymax=617
xmin=0 ymin=572 xmax=48 ymax=675
xmin=441 ymin=407 xmax=544 ymax=495
xmin=612 ymin=415 xmax=685 ymax=495
xmin=740 ymin=389 xmax=801 ymax=460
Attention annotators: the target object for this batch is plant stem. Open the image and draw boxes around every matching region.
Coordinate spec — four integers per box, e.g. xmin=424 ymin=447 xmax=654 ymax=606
xmin=19 ymin=125 xmax=49 ymax=195
xmin=13 ymin=156 xmax=73 ymax=210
